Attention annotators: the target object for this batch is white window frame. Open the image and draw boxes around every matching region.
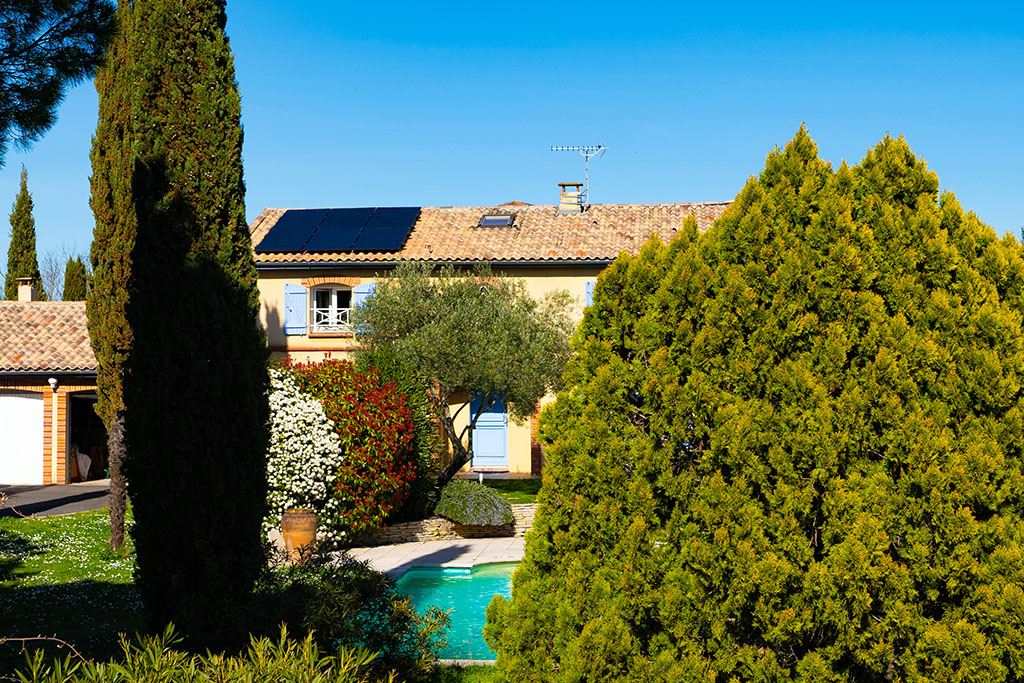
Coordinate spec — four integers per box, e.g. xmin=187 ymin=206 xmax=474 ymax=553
xmin=309 ymin=286 xmax=353 ymax=334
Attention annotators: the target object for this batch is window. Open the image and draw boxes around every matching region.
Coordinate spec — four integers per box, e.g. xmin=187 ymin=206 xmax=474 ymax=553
xmin=283 ymin=281 xmax=374 ymax=336
xmin=477 ymin=213 xmax=515 ymax=228
xmin=310 ymin=286 xmax=352 ymax=334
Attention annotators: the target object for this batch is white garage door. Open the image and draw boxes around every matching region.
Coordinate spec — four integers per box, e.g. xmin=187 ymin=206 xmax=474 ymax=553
xmin=0 ymin=392 xmax=44 ymax=485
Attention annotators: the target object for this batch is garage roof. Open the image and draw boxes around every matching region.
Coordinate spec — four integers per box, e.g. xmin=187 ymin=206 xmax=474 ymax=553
xmin=0 ymin=302 xmax=96 ymax=372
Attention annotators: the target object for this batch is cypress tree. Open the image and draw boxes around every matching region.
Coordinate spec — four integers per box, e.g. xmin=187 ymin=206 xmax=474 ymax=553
xmin=488 ymin=128 xmax=1024 ymax=680
xmin=88 ymin=0 xmax=136 ymax=554
xmin=62 ymin=256 xmax=88 ymax=300
xmin=89 ymin=0 xmax=268 ymax=645
xmin=4 ymin=167 xmax=44 ymax=300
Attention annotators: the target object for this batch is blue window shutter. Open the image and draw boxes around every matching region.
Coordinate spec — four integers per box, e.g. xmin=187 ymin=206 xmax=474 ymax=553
xmin=352 ymin=282 xmax=376 ymax=333
xmin=283 ymin=283 xmax=307 ymax=335
xmin=352 ymin=282 xmax=376 ymax=309
xmin=585 ymin=280 xmax=596 ymax=307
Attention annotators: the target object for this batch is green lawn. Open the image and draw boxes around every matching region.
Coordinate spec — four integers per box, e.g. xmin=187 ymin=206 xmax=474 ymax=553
xmin=0 ymin=507 xmax=143 ymax=673
xmin=481 ymin=478 xmax=542 ymax=504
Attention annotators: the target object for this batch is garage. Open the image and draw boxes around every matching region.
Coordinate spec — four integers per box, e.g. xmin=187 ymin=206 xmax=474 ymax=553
xmin=2 ymin=295 xmax=99 ymax=485
xmin=0 ymin=391 xmax=44 ymax=484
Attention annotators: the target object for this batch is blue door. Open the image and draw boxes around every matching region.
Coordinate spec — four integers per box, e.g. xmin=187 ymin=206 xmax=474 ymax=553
xmin=470 ymin=393 xmax=508 ymax=469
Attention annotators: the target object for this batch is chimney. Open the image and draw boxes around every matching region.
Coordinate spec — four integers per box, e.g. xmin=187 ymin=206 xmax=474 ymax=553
xmin=17 ymin=277 xmax=38 ymax=302
xmin=556 ymin=182 xmax=584 ymax=215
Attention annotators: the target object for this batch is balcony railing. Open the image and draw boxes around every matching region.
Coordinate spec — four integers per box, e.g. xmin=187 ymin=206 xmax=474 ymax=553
xmin=310 ymin=306 xmax=352 ymax=334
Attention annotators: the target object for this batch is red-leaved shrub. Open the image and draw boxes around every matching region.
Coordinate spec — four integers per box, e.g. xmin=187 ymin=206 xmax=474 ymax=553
xmin=289 ymin=359 xmax=417 ymax=537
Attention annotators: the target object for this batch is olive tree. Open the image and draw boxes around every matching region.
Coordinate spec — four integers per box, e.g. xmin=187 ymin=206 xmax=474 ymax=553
xmin=354 ymin=262 xmax=574 ymax=485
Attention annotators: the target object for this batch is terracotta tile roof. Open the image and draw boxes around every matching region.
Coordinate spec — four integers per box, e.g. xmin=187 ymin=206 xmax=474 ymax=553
xmin=0 ymin=301 xmax=96 ymax=372
xmin=249 ymin=201 xmax=731 ymax=265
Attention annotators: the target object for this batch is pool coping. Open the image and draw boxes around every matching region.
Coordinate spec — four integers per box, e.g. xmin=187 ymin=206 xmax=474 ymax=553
xmin=346 ymin=536 xmax=525 ymax=579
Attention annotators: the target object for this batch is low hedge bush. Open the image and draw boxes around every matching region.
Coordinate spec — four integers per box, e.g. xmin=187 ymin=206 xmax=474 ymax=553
xmin=435 ymin=480 xmax=513 ymax=526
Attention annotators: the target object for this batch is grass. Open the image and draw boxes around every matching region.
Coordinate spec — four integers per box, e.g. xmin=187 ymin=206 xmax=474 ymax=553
xmin=481 ymin=478 xmax=542 ymax=504
xmin=0 ymin=507 xmax=143 ymax=674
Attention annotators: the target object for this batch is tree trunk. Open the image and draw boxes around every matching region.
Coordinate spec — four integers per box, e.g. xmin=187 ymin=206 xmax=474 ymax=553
xmin=107 ymin=411 xmax=127 ymax=553
xmin=436 ymin=412 xmax=472 ymax=486
xmin=437 ymin=451 xmax=472 ymax=487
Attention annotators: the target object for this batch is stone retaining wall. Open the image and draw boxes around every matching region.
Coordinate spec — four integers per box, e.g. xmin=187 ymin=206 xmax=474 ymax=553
xmin=353 ymin=503 xmax=537 ymax=546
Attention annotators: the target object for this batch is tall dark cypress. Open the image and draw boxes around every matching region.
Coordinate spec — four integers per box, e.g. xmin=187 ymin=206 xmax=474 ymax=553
xmin=88 ymin=0 xmax=268 ymax=645
xmin=4 ymin=167 xmax=44 ymax=300
xmin=62 ymin=256 xmax=88 ymax=300
xmin=88 ymin=0 xmax=132 ymax=553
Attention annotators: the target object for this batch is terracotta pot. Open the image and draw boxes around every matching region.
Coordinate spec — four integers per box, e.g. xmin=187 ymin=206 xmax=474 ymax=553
xmin=281 ymin=508 xmax=317 ymax=564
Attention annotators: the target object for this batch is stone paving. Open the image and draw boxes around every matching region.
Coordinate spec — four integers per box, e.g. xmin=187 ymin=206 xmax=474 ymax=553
xmin=347 ymin=536 xmax=525 ymax=579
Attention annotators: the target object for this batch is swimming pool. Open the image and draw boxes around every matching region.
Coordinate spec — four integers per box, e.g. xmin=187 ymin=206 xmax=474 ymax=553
xmin=396 ymin=562 xmax=517 ymax=661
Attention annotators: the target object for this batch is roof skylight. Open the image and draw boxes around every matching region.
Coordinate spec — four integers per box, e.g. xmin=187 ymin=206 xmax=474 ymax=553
xmin=478 ymin=213 xmax=515 ymax=228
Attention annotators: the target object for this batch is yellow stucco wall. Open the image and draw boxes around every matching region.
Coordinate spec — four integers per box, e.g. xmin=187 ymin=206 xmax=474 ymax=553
xmin=257 ymin=264 xmax=606 ymax=475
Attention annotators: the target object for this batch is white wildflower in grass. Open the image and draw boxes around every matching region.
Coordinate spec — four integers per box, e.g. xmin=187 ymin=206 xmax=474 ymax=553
xmin=264 ymin=367 xmax=346 ymax=544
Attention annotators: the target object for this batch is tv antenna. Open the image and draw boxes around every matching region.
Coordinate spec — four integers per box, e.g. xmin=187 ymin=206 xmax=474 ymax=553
xmin=550 ymin=142 xmax=607 ymax=205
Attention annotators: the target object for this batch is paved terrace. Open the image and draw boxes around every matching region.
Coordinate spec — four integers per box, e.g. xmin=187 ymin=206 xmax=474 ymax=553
xmin=347 ymin=536 xmax=525 ymax=579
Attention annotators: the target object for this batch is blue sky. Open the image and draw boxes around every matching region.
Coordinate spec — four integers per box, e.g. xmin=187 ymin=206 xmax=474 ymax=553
xmin=1 ymin=1 xmax=1022 ymax=272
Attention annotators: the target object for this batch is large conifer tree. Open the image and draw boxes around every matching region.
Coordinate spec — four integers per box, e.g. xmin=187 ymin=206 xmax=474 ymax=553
xmin=62 ymin=256 xmax=87 ymax=300
xmin=88 ymin=0 xmax=268 ymax=644
xmin=4 ymin=167 xmax=44 ymax=299
xmin=488 ymin=128 xmax=1024 ymax=680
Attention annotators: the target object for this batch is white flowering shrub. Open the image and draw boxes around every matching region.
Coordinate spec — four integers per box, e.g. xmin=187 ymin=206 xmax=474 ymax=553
xmin=264 ymin=367 xmax=346 ymax=543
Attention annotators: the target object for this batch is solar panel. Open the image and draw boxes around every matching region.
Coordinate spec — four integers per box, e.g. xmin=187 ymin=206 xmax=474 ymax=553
xmin=255 ymin=209 xmax=329 ymax=252
xmin=304 ymin=207 xmax=374 ymax=252
xmin=350 ymin=207 xmax=420 ymax=252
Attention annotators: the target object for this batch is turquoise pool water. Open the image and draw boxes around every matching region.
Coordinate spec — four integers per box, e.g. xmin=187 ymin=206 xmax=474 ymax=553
xmin=396 ymin=562 xmax=517 ymax=660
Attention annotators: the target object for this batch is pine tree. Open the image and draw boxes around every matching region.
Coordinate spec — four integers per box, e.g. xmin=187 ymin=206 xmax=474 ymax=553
xmin=0 ymin=0 xmax=115 ymax=167
xmin=61 ymin=256 xmax=87 ymax=300
xmin=487 ymin=128 xmax=1024 ymax=680
xmin=88 ymin=0 xmax=268 ymax=646
xmin=4 ymin=167 xmax=44 ymax=300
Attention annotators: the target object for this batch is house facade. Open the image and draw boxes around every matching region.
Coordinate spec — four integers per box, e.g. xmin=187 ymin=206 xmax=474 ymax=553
xmin=250 ymin=193 xmax=730 ymax=476
xmin=0 ymin=283 xmax=106 ymax=485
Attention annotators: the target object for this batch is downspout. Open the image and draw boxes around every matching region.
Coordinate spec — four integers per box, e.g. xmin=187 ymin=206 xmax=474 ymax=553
xmin=48 ymin=377 xmax=59 ymax=484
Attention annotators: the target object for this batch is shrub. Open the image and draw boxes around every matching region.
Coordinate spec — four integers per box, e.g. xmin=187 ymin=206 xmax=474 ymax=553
xmin=435 ymin=480 xmax=513 ymax=526
xmin=253 ymin=546 xmax=449 ymax=681
xmin=15 ymin=625 xmax=386 ymax=682
xmin=487 ymin=129 xmax=1024 ymax=680
xmin=357 ymin=347 xmax=442 ymax=522
xmin=264 ymin=367 xmax=346 ymax=544
xmin=290 ymin=360 xmax=419 ymax=538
